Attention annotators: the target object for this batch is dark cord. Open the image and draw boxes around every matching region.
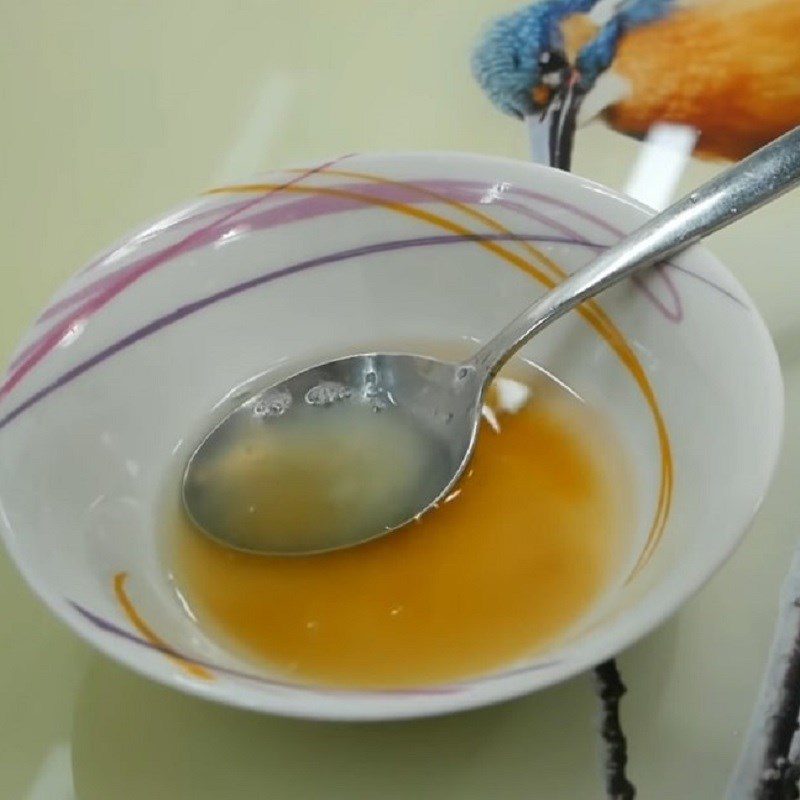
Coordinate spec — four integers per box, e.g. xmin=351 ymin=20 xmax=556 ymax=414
xmin=594 ymin=659 xmax=637 ymax=799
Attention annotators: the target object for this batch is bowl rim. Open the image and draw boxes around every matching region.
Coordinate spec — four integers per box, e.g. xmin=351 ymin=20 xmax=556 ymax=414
xmin=0 ymin=150 xmax=785 ymax=720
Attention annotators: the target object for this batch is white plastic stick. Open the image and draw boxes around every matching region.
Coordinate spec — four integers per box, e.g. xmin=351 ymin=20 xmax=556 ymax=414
xmin=623 ymin=122 xmax=698 ymax=210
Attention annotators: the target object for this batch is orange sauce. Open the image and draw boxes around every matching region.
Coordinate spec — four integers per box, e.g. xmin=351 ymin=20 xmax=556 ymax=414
xmin=168 ymin=387 xmax=632 ymax=688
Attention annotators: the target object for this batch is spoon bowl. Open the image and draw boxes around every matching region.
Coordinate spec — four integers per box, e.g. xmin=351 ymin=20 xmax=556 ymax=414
xmin=183 ymin=353 xmax=482 ymax=554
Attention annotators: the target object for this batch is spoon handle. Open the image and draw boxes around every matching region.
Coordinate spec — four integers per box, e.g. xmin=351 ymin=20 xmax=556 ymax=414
xmin=469 ymin=125 xmax=800 ymax=380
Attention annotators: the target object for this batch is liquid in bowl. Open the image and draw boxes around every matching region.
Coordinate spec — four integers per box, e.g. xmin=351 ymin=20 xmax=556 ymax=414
xmin=165 ymin=365 xmax=635 ymax=689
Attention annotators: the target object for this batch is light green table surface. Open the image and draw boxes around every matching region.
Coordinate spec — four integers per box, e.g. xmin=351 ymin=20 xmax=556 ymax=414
xmin=3 ymin=2 xmax=800 ymax=797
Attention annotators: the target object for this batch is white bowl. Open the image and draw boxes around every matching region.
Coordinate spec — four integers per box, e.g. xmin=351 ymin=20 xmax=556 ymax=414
xmin=0 ymin=152 xmax=782 ymax=720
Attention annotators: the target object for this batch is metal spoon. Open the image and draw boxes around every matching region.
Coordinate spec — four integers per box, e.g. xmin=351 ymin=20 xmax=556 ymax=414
xmin=183 ymin=126 xmax=800 ymax=555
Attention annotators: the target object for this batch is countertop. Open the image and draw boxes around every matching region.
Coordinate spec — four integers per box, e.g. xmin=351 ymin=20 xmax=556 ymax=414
xmin=2 ymin=2 xmax=800 ymax=797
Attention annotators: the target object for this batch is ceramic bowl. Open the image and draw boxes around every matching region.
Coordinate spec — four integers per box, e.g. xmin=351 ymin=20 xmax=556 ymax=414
xmin=0 ymin=152 xmax=782 ymax=720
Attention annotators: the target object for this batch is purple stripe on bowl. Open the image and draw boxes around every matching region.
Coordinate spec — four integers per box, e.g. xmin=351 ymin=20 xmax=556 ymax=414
xmin=23 ymin=176 xmax=651 ymax=337
xmin=37 ymin=175 xmax=733 ymax=338
xmin=13 ymin=174 xmax=744 ymax=395
xmin=0 ymin=232 xmax=745 ymax=435
xmin=36 ymin=198 xmax=260 ymax=326
xmin=69 ymin=601 xmax=453 ymax=695
xmin=72 ymin=166 xmax=307 ymax=279
xmin=0 ymin=157 xmax=346 ymax=403
xmin=70 ymin=600 xmax=560 ymax=694
xmin=33 ymin=180 xmax=587 ymax=333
